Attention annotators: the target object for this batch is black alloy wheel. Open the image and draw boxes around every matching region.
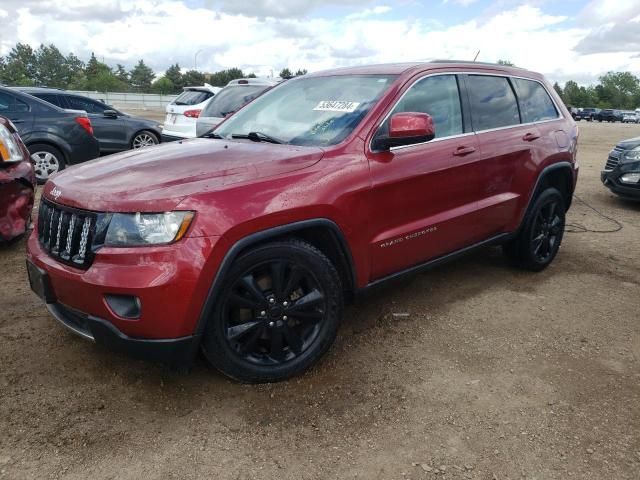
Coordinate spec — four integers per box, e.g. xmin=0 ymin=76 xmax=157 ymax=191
xmin=503 ymin=187 xmax=566 ymax=271
xmin=202 ymin=239 xmax=342 ymax=383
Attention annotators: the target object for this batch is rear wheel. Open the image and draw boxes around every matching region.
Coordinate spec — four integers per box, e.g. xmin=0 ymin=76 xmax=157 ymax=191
xmin=201 ymin=239 xmax=343 ymax=383
xmin=28 ymin=144 xmax=65 ymax=184
xmin=131 ymin=130 xmax=159 ymax=149
xmin=503 ymin=187 xmax=565 ymax=272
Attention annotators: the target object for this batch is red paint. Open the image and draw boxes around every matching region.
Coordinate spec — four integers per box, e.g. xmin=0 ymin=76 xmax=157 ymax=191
xmin=0 ymin=116 xmax=35 ymax=243
xmin=26 ymin=63 xmax=578 ymax=341
xmin=389 ymin=112 xmax=435 ymax=138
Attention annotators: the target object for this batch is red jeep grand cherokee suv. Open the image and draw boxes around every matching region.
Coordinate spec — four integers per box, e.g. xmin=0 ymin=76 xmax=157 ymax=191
xmin=26 ymin=62 xmax=578 ymax=382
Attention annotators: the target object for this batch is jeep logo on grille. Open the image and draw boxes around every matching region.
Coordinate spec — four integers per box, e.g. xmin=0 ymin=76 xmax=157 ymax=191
xmin=50 ymin=187 xmax=62 ymax=200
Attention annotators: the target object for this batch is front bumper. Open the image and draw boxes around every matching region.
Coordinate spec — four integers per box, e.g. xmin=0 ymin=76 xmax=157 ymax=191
xmin=26 ymin=230 xmax=224 ymax=365
xmin=601 ymin=159 xmax=640 ymax=199
xmin=46 ymin=302 xmax=198 ymax=366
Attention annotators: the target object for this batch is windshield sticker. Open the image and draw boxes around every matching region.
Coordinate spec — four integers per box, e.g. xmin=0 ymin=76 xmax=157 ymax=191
xmin=313 ymin=101 xmax=361 ymax=113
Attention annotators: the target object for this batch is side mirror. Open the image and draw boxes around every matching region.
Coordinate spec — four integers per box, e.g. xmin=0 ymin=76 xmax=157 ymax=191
xmin=373 ymin=112 xmax=435 ymax=151
xmin=103 ymin=109 xmax=118 ymax=118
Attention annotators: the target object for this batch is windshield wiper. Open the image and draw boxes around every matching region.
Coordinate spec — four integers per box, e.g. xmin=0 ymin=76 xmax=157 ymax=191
xmin=201 ymin=131 xmax=224 ymax=139
xmin=232 ymin=131 xmax=284 ymax=144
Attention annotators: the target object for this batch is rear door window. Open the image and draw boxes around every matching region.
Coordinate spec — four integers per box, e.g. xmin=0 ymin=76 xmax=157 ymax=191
xmin=173 ymin=90 xmax=213 ymax=106
xmin=512 ymin=78 xmax=559 ymax=123
xmin=66 ymin=96 xmax=106 ymax=113
xmin=0 ymin=92 xmax=30 ymax=113
xmin=381 ymin=74 xmax=463 ymax=139
xmin=467 ymin=75 xmax=520 ymax=131
xmin=34 ymin=93 xmax=64 ymax=108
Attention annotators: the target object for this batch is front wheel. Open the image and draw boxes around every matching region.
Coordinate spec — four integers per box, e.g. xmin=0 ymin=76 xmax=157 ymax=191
xmin=503 ymin=187 xmax=566 ymax=272
xmin=28 ymin=143 xmax=65 ymax=184
xmin=201 ymin=239 xmax=343 ymax=383
xmin=131 ymin=130 xmax=159 ymax=149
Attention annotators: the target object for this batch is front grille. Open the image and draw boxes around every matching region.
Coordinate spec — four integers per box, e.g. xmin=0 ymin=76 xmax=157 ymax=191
xmin=605 ymin=146 xmax=624 ymax=171
xmin=37 ymin=200 xmax=98 ymax=269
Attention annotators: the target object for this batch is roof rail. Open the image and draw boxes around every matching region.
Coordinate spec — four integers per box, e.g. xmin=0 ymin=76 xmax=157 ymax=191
xmin=430 ymin=59 xmax=523 ymax=68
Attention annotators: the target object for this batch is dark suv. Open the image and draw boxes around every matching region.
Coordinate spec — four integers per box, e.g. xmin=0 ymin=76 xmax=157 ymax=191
xmin=596 ymin=109 xmax=622 ymax=122
xmin=17 ymin=88 xmax=163 ymax=153
xmin=0 ymin=86 xmax=99 ymax=183
xmin=574 ymin=108 xmax=598 ymax=121
xmin=601 ymin=137 xmax=640 ymax=199
xmin=27 ymin=62 xmax=578 ymax=382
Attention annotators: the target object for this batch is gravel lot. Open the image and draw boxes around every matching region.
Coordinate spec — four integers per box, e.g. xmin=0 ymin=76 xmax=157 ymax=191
xmin=1 ymin=121 xmax=638 ymax=480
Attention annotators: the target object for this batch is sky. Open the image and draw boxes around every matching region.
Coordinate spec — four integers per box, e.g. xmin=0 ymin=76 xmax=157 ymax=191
xmin=0 ymin=0 xmax=639 ymax=85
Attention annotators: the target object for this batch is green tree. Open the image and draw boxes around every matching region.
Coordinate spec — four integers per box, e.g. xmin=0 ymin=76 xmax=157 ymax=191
xmin=129 ymin=60 xmax=155 ymax=92
xmin=279 ymin=68 xmax=293 ymax=78
xmin=34 ymin=44 xmax=68 ymax=87
xmin=598 ymin=72 xmax=640 ymax=109
xmin=114 ymin=64 xmax=129 ymax=85
xmin=207 ymin=67 xmax=244 ymax=87
xmin=497 ymin=59 xmax=515 ymax=66
xmin=164 ymin=63 xmax=183 ymax=93
xmin=182 ymin=70 xmax=206 ymax=87
xmin=295 ymin=68 xmax=308 ymax=76
xmin=85 ymin=71 xmax=128 ymax=92
xmin=553 ymin=82 xmax=564 ymax=102
xmin=150 ymin=76 xmax=174 ymax=94
xmin=0 ymin=43 xmax=37 ymax=86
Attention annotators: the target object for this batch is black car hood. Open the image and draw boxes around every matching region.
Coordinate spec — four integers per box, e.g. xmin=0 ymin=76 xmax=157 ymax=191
xmin=618 ymin=136 xmax=640 ymax=150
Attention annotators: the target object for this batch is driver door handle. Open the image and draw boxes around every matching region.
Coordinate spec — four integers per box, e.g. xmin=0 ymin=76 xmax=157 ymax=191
xmin=523 ymin=132 xmax=541 ymax=142
xmin=453 ymin=146 xmax=476 ymax=156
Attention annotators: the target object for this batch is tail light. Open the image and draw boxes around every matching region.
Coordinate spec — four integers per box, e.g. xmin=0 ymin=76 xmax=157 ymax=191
xmin=75 ymin=117 xmax=94 ymax=136
xmin=183 ymin=109 xmax=201 ymax=118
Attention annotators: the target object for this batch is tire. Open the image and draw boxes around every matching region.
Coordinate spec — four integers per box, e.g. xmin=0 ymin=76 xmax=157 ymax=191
xmin=201 ymin=238 xmax=343 ymax=383
xmin=28 ymin=143 xmax=65 ymax=185
xmin=503 ymin=187 xmax=566 ymax=272
xmin=131 ymin=130 xmax=159 ymax=149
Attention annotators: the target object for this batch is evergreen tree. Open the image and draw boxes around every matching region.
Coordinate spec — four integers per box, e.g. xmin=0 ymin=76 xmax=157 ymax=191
xmin=182 ymin=69 xmax=206 ymax=87
xmin=0 ymin=43 xmax=37 ymax=86
xmin=129 ymin=60 xmax=155 ymax=92
xmin=34 ymin=44 xmax=68 ymax=87
xmin=114 ymin=64 xmax=129 ymax=85
xmin=164 ymin=63 xmax=183 ymax=93
xmin=279 ymin=68 xmax=293 ymax=78
xmin=295 ymin=68 xmax=308 ymax=76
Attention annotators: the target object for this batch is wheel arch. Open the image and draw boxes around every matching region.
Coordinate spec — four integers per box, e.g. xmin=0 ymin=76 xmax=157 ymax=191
xmin=24 ymin=138 xmax=70 ymax=163
xmin=519 ymin=161 xmax=575 ymax=230
xmin=193 ymin=219 xmax=357 ymax=339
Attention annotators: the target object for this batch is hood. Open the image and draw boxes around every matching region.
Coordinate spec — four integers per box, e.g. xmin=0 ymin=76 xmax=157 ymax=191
xmin=45 ymin=138 xmax=324 ymax=212
xmin=618 ymin=136 xmax=640 ymax=150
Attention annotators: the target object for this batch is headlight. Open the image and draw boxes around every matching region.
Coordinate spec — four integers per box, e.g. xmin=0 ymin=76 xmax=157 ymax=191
xmin=105 ymin=211 xmax=195 ymax=246
xmin=0 ymin=123 xmax=24 ymax=163
xmin=622 ymin=146 xmax=640 ymax=163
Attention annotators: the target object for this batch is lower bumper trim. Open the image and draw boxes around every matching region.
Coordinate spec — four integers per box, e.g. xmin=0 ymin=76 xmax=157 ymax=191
xmin=47 ymin=302 xmax=200 ymax=367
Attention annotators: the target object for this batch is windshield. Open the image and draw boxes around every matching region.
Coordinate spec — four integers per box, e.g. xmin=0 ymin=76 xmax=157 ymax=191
xmin=201 ymin=85 xmax=268 ymax=118
xmin=215 ymin=74 xmax=397 ymax=147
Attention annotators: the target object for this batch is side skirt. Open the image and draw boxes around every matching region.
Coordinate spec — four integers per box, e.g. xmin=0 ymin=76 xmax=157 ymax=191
xmin=357 ymin=232 xmax=514 ymax=295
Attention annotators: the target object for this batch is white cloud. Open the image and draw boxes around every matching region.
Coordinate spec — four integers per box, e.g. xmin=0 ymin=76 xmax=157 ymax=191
xmin=0 ymin=0 xmax=638 ymax=85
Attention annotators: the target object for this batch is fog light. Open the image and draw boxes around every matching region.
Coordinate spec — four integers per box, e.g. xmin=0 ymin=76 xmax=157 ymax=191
xmin=620 ymin=173 xmax=640 ymax=184
xmin=105 ymin=294 xmax=141 ymax=319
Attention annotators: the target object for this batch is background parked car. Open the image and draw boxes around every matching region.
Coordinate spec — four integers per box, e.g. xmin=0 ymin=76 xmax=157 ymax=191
xmin=162 ymin=84 xmax=221 ymax=141
xmin=0 ymin=116 xmax=35 ymax=243
xmin=0 ymin=86 xmax=99 ymax=183
xmin=622 ymin=111 xmax=639 ymax=123
xmin=196 ymin=78 xmax=279 ymax=136
xmin=601 ymin=135 xmax=640 ymax=200
xmin=596 ymin=109 xmax=623 ymax=122
xmin=574 ymin=107 xmax=599 ymax=121
xmin=16 ymin=87 xmax=163 ymax=153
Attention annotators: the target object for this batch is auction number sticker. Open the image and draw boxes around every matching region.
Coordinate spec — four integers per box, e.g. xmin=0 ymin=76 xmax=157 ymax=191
xmin=313 ymin=101 xmax=360 ymax=113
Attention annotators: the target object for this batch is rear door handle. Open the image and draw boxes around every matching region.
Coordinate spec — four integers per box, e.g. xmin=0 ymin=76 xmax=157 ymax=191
xmin=453 ymin=146 xmax=476 ymax=156
xmin=523 ymin=132 xmax=540 ymax=142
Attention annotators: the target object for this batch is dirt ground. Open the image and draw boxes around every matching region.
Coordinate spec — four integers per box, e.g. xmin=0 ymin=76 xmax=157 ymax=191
xmin=1 ymin=121 xmax=638 ymax=480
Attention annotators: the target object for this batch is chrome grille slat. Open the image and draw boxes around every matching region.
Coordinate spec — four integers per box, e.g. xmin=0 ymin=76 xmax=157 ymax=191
xmin=37 ymin=200 xmax=98 ymax=269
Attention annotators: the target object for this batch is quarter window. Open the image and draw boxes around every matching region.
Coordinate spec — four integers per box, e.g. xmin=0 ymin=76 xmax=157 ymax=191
xmin=383 ymin=74 xmax=463 ymax=139
xmin=467 ymin=75 xmax=520 ymax=131
xmin=512 ymin=78 xmax=559 ymax=123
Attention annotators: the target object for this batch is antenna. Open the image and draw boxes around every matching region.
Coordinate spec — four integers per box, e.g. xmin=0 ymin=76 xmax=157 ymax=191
xmin=473 ymin=50 xmax=480 ymax=62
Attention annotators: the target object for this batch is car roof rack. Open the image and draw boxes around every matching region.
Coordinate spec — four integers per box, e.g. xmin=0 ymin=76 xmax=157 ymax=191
xmin=429 ymin=59 xmax=524 ymax=68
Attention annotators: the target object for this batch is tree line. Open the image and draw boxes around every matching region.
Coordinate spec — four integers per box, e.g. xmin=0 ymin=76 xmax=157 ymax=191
xmin=552 ymin=72 xmax=640 ymax=110
xmin=0 ymin=43 xmax=307 ymax=94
